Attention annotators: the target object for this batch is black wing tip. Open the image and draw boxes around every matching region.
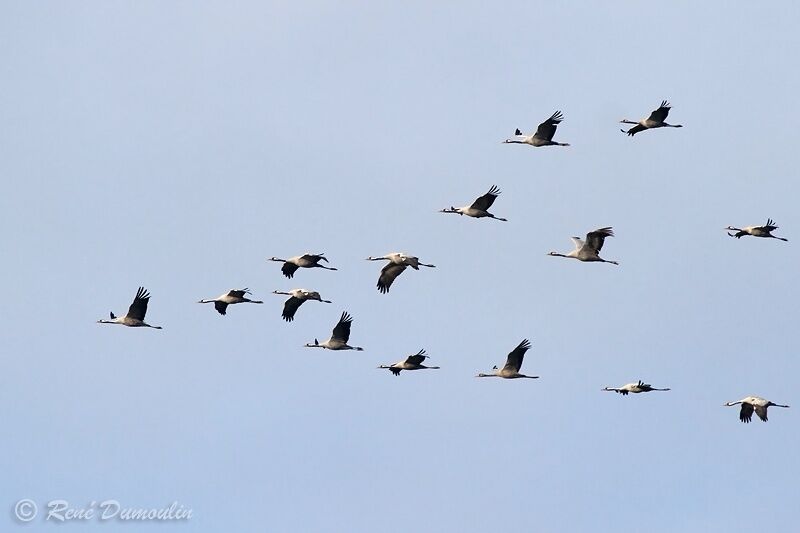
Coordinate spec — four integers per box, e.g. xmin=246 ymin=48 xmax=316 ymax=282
xmin=340 ymin=311 xmax=354 ymax=323
xmin=596 ymin=227 xmax=614 ymax=236
xmin=518 ymin=338 xmax=532 ymax=350
xmin=488 ymin=184 xmax=502 ymax=196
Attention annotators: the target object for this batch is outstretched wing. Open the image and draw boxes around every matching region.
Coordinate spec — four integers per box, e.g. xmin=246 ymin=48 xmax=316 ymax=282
xmin=301 ymin=253 xmax=325 ymax=264
xmin=754 ymin=405 xmax=769 ymax=422
xmin=405 ymin=349 xmax=428 ymax=366
xmin=282 ymin=262 xmax=299 ymax=278
xmin=331 ymin=311 xmax=354 ymax=342
xmin=762 ymin=218 xmax=779 ymax=231
xmin=534 ymin=111 xmax=564 ymax=141
xmin=585 ymin=227 xmax=614 ymax=252
xmin=126 ymin=287 xmax=151 ymax=321
xmin=623 ymin=124 xmax=647 ymax=136
xmin=570 ymin=237 xmax=585 ymax=251
xmin=502 ymin=339 xmax=531 ymax=373
xmin=378 ymin=263 xmax=407 ymax=294
xmin=282 ymin=296 xmax=305 ymax=322
xmin=514 ymin=128 xmax=522 ymax=136
xmin=739 ymin=402 xmax=754 ymax=423
xmin=214 ymin=301 xmax=228 ymax=315
xmin=227 ymin=288 xmax=250 ymax=298
xmin=470 ymin=185 xmax=501 ymax=211
xmin=648 ymin=100 xmax=671 ymax=122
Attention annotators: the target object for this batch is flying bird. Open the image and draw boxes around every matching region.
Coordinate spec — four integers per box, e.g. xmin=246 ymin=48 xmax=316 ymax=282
xmin=268 ymin=253 xmax=337 ymax=278
xmin=379 ymin=349 xmax=440 ymax=375
xmin=197 ymin=288 xmax=263 ymax=315
xmin=304 ymin=311 xmax=364 ymax=351
xmin=725 ymin=219 xmax=788 ymax=241
xmin=476 ymin=339 xmax=538 ymax=379
xmin=548 ymin=227 xmax=619 ymax=265
xmin=602 ymin=380 xmax=670 ymax=395
xmin=366 ymin=252 xmax=435 ymax=294
xmin=620 ymin=100 xmax=683 ymax=136
xmin=724 ymin=396 xmax=789 ymax=423
xmin=439 ymin=185 xmax=508 ymax=221
xmin=273 ymin=289 xmax=331 ymax=322
xmin=97 ymin=286 xmax=162 ymax=329
xmin=503 ymin=111 xmax=570 ymax=147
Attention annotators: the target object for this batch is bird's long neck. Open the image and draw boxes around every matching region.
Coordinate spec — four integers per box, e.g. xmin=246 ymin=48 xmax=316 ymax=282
xmin=519 ymin=374 xmax=538 ymax=379
xmin=198 ymin=299 xmax=216 ymax=304
xmin=652 ymin=387 xmax=670 ymax=391
xmin=503 ymin=139 xmax=525 ymax=144
xmin=305 ymin=343 xmax=325 ymax=349
xmin=620 ymin=119 xmax=638 ymax=125
xmin=268 ymin=257 xmax=285 ymax=262
xmin=549 ymin=252 xmax=568 ymax=258
xmin=366 ymin=256 xmax=388 ymax=261
xmin=273 ymin=291 xmax=291 ymax=296
xmin=665 ymin=123 xmax=682 ymax=128
xmin=725 ymin=401 xmax=743 ymax=406
xmin=603 ymin=387 xmax=620 ymax=393
xmin=476 ymin=373 xmax=498 ymax=378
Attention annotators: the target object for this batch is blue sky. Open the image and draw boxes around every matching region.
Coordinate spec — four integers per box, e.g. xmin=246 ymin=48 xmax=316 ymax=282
xmin=2 ymin=2 xmax=799 ymax=531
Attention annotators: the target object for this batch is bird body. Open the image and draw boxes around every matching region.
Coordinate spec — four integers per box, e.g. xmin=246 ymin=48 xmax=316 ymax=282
xmin=273 ymin=289 xmax=331 ymax=322
xmin=97 ymin=287 xmax=162 ymax=329
xmin=379 ymin=349 xmax=440 ymax=375
xmin=548 ymin=227 xmax=619 ymax=265
xmin=440 ymin=185 xmax=507 ymax=221
xmin=305 ymin=311 xmax=363 ymax=350
xmin=198 ymin=288 xmax=263 ymax=315
xmin=503 ymin=111 xmax=570 ymax=147
xmin=268 ymin=253 xmax=337 ymax=278
xmin=476 ymin=339 xmax=538 ymax=379
xmin=725 ymin=396 xmax=789 ymax=423
xmin=603 ymin=380 xmax=670 ymax=395
xmin=620 ymin=101 xmax=682 ymax=136
xmin=726 ymin=219 xmax=788 ymax=241
xmin=366 ymin=252 xmax=435 ymax=293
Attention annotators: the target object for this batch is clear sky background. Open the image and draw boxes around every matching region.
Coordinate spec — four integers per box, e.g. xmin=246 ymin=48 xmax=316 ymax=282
xmin=2 ymin=2 xmax=799 ymax=532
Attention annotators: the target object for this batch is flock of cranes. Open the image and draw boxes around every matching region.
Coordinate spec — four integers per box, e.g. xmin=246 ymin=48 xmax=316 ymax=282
xmin=96 ymin=100 xmax=790 ymax=425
